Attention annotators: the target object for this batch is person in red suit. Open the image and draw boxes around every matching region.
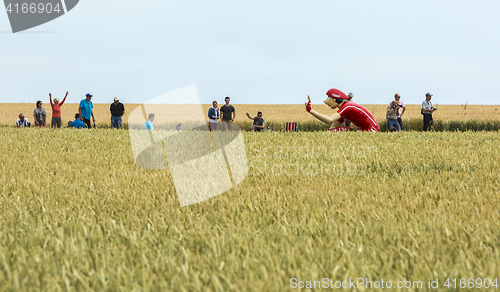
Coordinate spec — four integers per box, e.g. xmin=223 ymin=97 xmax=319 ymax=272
xmin=305 ymin=88 xmax=380 ymax=132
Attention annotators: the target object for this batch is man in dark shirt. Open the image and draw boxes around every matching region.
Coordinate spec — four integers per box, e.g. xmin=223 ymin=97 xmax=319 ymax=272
xmin=110 ymin=97 xmax=125 ymax=129
xmin=220 ymin=96 xmax=236 ymax=130
xmin=246 ymin=111 xmax=265 ymax=132
xmin=220 ymin=97 xmax=236 ymax=121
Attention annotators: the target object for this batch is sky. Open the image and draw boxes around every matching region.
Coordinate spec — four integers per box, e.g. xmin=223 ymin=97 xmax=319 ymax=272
xmin=1 ymin=0 xmax=500 ymax=105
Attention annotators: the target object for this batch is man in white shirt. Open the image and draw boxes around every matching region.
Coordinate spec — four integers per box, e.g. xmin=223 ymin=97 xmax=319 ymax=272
xmin=421 ymin=93 xmax=435 ymax=131
xmin=16 ymin=114 xmax=30 ymax=128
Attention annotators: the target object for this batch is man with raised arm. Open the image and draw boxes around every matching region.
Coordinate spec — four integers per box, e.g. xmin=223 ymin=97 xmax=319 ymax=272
xmin=305 ymin=88 xmax=380 ymax=132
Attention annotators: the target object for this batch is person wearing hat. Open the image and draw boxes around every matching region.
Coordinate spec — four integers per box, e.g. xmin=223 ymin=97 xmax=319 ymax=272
xmin=49 ymin=91 xmax=68 ymax=128
xmin=305 ymin=88 xmax=380 ymax=132
xmin=79 ymin=93 xmax=95 ymax=128
xmin=110 ymin=97 xmax=125 ymax=129
xmin=421 ymin=93 xmax=435 ymax=131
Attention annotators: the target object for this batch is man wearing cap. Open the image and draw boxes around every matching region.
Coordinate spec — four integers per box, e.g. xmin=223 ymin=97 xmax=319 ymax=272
xmin=110 ymin=97 xmax=125 ymax=129
xmin=305 ymin=88 xmax=380 ymax=132
xmin=79 ymin=93 xmax=95 ymax=128
xmin=421 ymin=93 xmax=435 ymax=131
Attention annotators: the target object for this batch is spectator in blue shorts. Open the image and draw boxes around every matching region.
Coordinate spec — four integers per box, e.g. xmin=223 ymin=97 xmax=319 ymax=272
xmin=70 ymin=113 xmax=85 ymax=129
xmin=79 ymin=93 xmax=95 ymax=128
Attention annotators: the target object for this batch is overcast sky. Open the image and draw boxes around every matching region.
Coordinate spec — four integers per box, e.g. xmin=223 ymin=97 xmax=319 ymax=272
xmin=1 ymin=0 xmax=499 ymax=105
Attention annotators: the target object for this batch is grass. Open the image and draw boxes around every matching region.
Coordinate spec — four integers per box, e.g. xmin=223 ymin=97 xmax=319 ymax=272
xmin=1 ymin=128 xmax=499 ymax=291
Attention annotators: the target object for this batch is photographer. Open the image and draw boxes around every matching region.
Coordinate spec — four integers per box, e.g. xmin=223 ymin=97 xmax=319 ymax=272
xmin=421 ymin=93 xmax=435 ymax=131
xmin=391 ymin=93 xmax=405 ymax=130
xmin=386 ymin=101 xmax=401 ymax=131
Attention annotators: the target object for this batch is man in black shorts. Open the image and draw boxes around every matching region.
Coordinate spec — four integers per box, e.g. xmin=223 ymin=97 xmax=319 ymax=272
xmin=220 ymin=96 xmax=236 ymax=130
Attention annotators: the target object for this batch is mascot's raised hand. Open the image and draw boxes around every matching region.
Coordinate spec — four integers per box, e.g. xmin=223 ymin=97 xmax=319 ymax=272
xmin=305 ymin=95 xmax=312 ymax=112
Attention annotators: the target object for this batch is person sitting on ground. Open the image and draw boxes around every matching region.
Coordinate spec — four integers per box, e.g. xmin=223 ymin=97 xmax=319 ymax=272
xmin=387 ymin=101 xmax=401 ymax=132
xmin=33 ymin=100 xmax=47 ymax=127
xmin=246 ymin=111 xmax=265 ymax=132
xmin=144 ymin=113 xmax=155 ymax=131
xmin=49 ymin=91 xmax=68 ymax=128
xmin=70 ymin=113 xmax=85 ymax=129
xmin=16 ymin=114 xmax=30 ymax=128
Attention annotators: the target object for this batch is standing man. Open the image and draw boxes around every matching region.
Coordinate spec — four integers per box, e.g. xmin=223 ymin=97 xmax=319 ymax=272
xmin=422 ymin=93 xmax=435 ymax=131
xmin=110 ymin=97 xmax=125 ymax=129
xmin=220 ymin=96 xmax=236 ymax=130
xmin=79 ymin=93 xmax=95 ymax=128
xmin=391 ymin=93 xmax=405 ymax=130
xmin=246 ymin=111 xmax=265 ymax=132
xmin=305 ymin=88 xmax=380 ymax=132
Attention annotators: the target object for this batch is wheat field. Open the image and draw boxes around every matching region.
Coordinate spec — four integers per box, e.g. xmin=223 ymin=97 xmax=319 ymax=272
xmin=0 ymin=127 xmax=499 ymax=291
xmin=2 ymin=103 xmax=499 ymax=127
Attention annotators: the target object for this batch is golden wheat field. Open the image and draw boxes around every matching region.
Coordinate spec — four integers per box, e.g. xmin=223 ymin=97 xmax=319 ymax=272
xmin=1 ymin=103 xmax=499 ymax=127
xmin=0 ymin=124 xmax=499 ymax=290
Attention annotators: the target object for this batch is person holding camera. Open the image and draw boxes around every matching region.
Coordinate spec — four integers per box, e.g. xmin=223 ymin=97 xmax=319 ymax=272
xmin=421 ymin=92 xmax=435 ymax=131
xmin=391 ymin=93 xmax=405 ymax=130
xmin=386 ymin=101 xmax=401 ymax=131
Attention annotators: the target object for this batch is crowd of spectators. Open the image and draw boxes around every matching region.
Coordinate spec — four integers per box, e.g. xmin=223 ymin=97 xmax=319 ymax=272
xmin=14 ymin=92 xmax=436 ymax=132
